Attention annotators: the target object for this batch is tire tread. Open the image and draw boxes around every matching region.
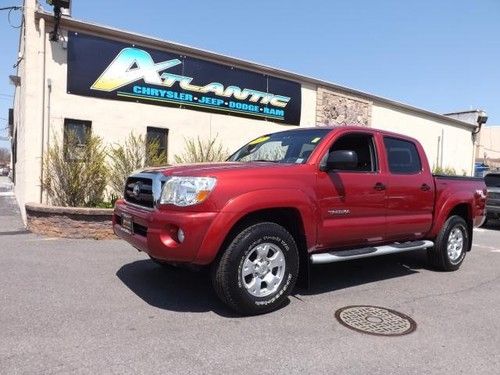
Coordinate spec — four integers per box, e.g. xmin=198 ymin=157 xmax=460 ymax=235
xmin=211 ymin=222 xmax=298 ymax=315
xmin=428 ymin=215 xmax=468 ymax=271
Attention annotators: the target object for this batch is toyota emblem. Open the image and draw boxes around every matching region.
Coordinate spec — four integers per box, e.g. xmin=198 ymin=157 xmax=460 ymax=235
xmin=132 ymin=182 xmax=142 ymax=198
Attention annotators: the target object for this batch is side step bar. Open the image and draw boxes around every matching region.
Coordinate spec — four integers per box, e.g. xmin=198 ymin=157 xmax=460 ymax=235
xmin=310 ymin=240 xmax=434 ymax=264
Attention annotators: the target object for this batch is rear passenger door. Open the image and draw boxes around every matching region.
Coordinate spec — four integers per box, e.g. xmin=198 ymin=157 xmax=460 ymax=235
xmin=383 ymin=137 xmax=434 ymax=241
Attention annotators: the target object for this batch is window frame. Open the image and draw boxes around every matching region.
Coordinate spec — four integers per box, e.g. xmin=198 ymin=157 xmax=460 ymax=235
xmin=146 ymin=126 xmax=169 ymax=162
xmin=63 ymin=118 xmax=92 ymax=161
xmin=383 ymin=136 xmax=423 ymax=175
xmin=321 ymin=132 xmax=379 ymax=173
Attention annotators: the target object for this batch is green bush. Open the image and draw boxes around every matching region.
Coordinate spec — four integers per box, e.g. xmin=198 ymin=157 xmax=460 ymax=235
xmin=174 ymin=134 xmax=229 ymax=164
xmin=42 ymin=132 xmax=108 ymax=207
xmin=108 ymin=132 xmax=168 ymax=196
xmin=432 ymin=165 xmax=457 ymax=175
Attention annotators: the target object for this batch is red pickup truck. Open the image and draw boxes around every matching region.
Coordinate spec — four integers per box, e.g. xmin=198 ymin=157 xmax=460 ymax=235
xmin=113 ymin=126 xmax=486 ymax=315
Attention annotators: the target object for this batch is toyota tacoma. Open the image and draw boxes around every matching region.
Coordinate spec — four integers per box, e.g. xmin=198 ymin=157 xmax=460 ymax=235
xmin=113 ymin=126 xmax=486 ymax=315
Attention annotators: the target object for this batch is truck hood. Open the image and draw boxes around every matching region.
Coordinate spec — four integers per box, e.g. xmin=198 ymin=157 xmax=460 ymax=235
xmin=141 ymin=162 xmax=296 ymax=177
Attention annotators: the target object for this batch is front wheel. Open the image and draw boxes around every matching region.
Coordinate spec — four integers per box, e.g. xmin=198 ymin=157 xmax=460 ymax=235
xmin=212 ymin=222 xmax=299 ymax=315
xmin=428 ymin=215 xmax=469 ymax=271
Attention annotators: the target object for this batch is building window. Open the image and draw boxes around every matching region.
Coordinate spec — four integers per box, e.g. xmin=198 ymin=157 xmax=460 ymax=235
xmin=146 ymin=127 xmax=168 ymax=162
xmin=64 ymin=118 xmax=91 ymax=160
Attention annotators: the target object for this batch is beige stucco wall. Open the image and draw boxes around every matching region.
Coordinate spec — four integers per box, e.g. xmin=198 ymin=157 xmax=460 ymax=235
xmin=477 ymin=126 xmax=500 ymax=166
xmin=13 ymin=0 xmax=46 ymax=222
xmin=372 ymin=102 xmax=474 ymax=175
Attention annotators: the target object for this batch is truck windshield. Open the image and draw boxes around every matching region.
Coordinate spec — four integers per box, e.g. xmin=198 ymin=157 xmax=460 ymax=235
xmin=228 ymin=129 xmax=330 ymax=164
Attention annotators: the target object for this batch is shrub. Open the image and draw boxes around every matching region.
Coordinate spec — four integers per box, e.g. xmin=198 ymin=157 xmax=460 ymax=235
xmin=174 ymin=134 xmax=229 ymax=163
xmin=42 ymin=132 xmax=108 ymax=207
xmin=432 ymin=165 xmax=457 ymax=175
xmin=108 ymin=132 xmax=168 ymax=196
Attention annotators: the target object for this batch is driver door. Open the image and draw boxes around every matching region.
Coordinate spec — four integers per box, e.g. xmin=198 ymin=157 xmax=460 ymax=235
xmin=316 ymin=131 xmax=387 ymax=249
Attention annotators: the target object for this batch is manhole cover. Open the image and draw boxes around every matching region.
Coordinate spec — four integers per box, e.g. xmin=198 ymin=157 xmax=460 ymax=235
xmin=335 ymin=305 xmax=416 ymax=336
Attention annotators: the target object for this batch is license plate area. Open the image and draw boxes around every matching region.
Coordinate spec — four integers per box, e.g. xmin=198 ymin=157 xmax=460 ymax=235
xmin=121 ymin=213 xmax=134 ymax=234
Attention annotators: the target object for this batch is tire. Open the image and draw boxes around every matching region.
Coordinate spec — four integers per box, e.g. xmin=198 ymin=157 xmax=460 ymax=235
xmin=479 ymin=216 xmax=488 ymax=227
xmin=212 ymin=222 xmax=299 ymax=315
xmin=428 ymin=215 xmax=469 ymax=271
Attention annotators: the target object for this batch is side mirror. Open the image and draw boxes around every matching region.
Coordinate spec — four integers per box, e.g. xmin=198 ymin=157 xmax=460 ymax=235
xmin=320 ymin=150 xmax=358 ymax=171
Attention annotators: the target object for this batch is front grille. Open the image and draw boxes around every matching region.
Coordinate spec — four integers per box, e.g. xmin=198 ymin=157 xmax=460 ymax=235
xmin=488 ymin=192 xmax=500 ymax=200
xmin=124 ymin=177 xmax=155 ymax=208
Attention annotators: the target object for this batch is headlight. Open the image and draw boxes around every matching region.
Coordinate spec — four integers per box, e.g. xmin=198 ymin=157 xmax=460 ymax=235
xmin=160 ymin=177 xmax=217 ymax=206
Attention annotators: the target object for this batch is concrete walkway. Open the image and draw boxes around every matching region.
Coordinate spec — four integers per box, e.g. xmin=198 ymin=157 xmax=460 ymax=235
xmin=0 ymin=176 xmax=26 ymax=234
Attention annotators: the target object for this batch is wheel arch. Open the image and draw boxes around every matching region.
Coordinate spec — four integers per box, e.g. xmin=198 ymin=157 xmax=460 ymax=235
xmin=194 ymin=188 xmax=317 ymax=266
xmin=202 ymin=206 xmax=311 ymax=287
xmin=447 ymin=203 xmax=473 ymax=252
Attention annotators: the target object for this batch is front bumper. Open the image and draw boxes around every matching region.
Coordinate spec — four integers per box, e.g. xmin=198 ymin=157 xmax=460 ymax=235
xmin=113 ymin=200 xmax=218 ymax=264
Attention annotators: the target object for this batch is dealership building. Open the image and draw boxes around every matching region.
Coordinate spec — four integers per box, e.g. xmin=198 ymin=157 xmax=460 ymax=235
xmin=10 ymin=1 xmax=486 ymax=220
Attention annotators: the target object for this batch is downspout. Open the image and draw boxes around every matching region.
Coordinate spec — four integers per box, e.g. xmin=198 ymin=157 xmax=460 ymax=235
xmin=39 ymin=17 xmax=46 ymax=203
xmin=45 ymin=78 xmax=52 ymax=204
xmin=440 ymin=129 xmax=444 ymax=168
xmin=471 ymin=111 xmax=488 ymax=176
xmin=436 ymin=136 xmax=441 ymax=169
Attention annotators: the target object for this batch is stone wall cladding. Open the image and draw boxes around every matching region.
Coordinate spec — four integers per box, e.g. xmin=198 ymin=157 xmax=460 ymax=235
xmin=316 ymin=87 xmax=372 ymax=126
xmin=25 ymin=203 xmax=115 ymax=240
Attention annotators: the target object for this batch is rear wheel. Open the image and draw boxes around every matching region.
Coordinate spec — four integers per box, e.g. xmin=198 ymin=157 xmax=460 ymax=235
xmin=428 ymin=215 xmax=469 ymax=271
xmin=212 ymin=222 xmax=299 ymax=315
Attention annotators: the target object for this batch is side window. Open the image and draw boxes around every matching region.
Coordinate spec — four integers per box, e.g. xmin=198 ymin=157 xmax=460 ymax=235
xmin=64 ymin=118 xmax=91 ymax=161
xmin=326 ymin=133 xmax=377 ymax=172
xmin=146 ymin=126 xmax=169 ymax=162
xmin=384 ymin=137 xmax=422 ymax=174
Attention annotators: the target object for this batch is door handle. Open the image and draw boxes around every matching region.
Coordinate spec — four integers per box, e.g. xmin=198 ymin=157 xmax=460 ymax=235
xmin=374 ymin=182 xmax=386 ymax=191
xmin=421 ymin=183 xmax=431 ymax=191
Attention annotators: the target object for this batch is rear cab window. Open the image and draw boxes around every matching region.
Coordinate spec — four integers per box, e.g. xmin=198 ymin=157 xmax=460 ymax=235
xmin=484 ymin=174 xmax=500 ymax=187
xmin=384 ymin=137 xmax=422 ymax=174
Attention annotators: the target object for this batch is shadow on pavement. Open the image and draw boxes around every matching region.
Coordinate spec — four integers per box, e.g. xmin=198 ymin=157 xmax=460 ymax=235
xmin=299 ymin=250 xmax=426 ymax=296
xmin=116 ymin=260 xmax=238 ymax=317
xmin=481 ymin=219 xmax=500 ymax=230
xmin=117 ymin=250 xmax=428 ymax=315
xmin=0 ymin=229 xmax=30 ymax=236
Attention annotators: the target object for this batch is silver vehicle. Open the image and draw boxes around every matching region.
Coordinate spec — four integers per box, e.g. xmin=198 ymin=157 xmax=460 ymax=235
xmin=484 ymin=173 xmax=500 ymax=224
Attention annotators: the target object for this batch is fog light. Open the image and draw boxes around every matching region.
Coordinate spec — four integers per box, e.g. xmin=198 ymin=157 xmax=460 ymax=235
xmin=177 ymin=228 xmax=185 ymax=243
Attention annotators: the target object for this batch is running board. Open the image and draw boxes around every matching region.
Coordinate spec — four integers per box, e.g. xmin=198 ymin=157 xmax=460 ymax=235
xmin=310 ymin=240 xmax=434 ymax=264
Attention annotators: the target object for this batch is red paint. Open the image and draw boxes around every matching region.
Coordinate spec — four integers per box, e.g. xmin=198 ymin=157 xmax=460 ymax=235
xmin=114 ymin=126 xmax=486 ymax=265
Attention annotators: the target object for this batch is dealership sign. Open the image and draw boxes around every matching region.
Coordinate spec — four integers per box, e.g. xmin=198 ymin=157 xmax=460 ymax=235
xmin=67 ymin=32 xmax=302 ymax=124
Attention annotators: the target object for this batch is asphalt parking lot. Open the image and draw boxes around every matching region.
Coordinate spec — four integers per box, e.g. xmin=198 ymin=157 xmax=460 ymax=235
xmin=1 ymin=188 xmax=499 ymax=374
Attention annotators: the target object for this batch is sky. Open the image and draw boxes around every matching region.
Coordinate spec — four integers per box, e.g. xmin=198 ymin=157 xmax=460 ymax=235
xmin=0 ymin=0 xmax=499 ymax=150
